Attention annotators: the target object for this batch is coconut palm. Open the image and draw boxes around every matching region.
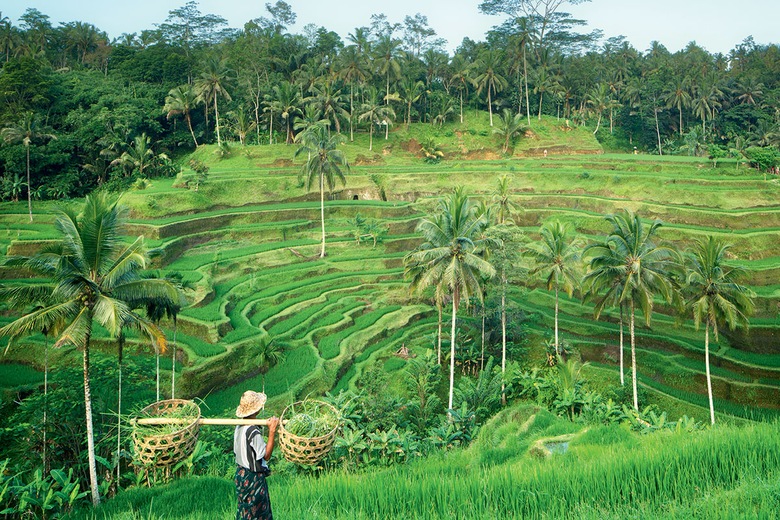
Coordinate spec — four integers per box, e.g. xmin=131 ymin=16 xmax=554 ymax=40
xmin=404 ymin=187 xmax=496 ymax=412
xmin=492 ymin=174 xmax=519 ymax=226
xmin=0 ymin=193 xmax=183 ymax=505
xmin=525 ymin=221 xmax=582 ymax=357
xmin=587 ymin=210 xmax=680 ymax=410
xmin=337 ymin=45 xmax=370 ymax=141
xmin=268 ymin=81 xmax=300 ymax=144
xmin=307 ymin=81 xmax=349 ymax=135
xmin=228 ymin=107 xmax=257 ymax=146
xmin=358 ymin=89 xmax=396 ymax=152
xmin=1 ymin=112 xmax=56 ymax=222
xmin=493 ymin=108 xmax=526 ymax=153
xmin=685 ymin=237 xmax=754 ymax=424
xmin=474 ymin=49 xmax=508 ymax=127
xmin=374 ymin=34 xmax=403 ymax=105
xmin=196 ymin=56 xmax=232 ymax=146
xmin=110 ymin=133 xmax=165 ymax=178
xmin=448 ymin=55 xmax=475 ymax=124
xmin=665 ymin=78 xmax=692 ymax=136
xmin=164 ymin=84 xmax=202 ymax=147
xmin=397 ymin=78 xmax=424 ymax=128
xmin=294 ymin=123 xmax=349 ymax=258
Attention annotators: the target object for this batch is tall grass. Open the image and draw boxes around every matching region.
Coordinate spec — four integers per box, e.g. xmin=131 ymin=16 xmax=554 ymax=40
xmin=67 ymin=422 xmax=780 ymax=519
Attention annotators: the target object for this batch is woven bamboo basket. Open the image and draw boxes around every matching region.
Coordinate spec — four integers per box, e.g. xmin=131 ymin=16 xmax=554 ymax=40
xmin=132 ymin=399 xmax=201 ymax=467
xmin=278 ymin=400 xmax=339 ymax=465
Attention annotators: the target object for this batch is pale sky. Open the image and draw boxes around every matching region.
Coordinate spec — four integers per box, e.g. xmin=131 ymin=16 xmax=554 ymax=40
xmin=3 ymin=0 xmax=778 ymax=55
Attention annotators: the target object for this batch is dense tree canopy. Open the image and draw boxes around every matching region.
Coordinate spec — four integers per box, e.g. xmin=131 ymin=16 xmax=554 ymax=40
xmin=0 ymin=1 xmax=778 ymax=202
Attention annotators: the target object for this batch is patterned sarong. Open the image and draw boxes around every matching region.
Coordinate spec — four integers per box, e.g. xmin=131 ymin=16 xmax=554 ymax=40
xmin=235 ymin=465 xmax=273 ymax=520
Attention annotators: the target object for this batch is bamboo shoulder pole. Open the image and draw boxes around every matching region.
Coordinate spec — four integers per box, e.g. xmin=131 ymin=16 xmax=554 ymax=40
xmin=135 ymin=418 xmax=287 ymax=426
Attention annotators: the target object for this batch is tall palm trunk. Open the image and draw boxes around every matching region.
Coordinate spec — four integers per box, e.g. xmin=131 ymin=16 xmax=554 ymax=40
xmin=268 ymin=109 xmax=273 ymax=145
xmin=480 ymin=309 xmax=485 ymax=371
xmin=349 ymin=83 xmax=354 ymax=142
xmin=630 ymin=300 xmax=638 ymax=411
xmin=26 ymin=145 xmax=32 ymax=222
xmin=43 ymin=334 xmax=48 ymax=471
xmin=501 ymin=270 xmax=507 ymax=405
xmin=554 ymin=283 xmax=560 ymax=356
xmin=619 ymin=305 xmax=625 ymax=386
xmin=449 ymin=293 xmax=459 ymax=412
xmin=437 ymin=304 xmax=442 ymax=365
xmin=83 ymin=324 xmax=100 ymax=505
xmin=319 ymin=171 xmax=326 ymax=258
xmin=538 ymin=92 xmax=544 ymax=120
xmin=705 ymin=324 xmax=715 ymax=425
xmin=171 ymin=318 xmax=177 ymax=398
xmin=459 ymin=90 xmax=464 ymax=124
xmin=185 ymin=112 xmax=198 ymax=147
xmin=488 ymin=87 xmax=494 ymax=127
xmin=524 ymin=48 xmax=531 ymax=127
xmin=117 ymin=334 xmax=124 ymax=486
xmin=213 ymin=95 xmax=222 ymax=147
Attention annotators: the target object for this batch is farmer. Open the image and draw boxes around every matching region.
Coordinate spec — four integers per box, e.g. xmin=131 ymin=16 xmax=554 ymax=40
xmin=234 ymin=390 xmax=279 ymax=520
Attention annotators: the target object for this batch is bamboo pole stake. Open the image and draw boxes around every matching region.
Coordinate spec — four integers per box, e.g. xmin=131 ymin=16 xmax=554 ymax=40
xmin=134 ymin=418 xmax=287 ymax=426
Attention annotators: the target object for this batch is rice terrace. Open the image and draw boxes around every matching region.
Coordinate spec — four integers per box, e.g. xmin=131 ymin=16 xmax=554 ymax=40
xmin=1 ymin=0 xmax=780 ymax=518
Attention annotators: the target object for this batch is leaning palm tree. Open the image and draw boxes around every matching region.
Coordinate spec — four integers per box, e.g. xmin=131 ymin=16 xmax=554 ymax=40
xmin=685 ymin=236 xmax=754 ymax=425
xmin=474 ymin=49 xmax=508 ymax=127
xmin=1 ymin=112 xmax=56 ymax=222
xmin=587 ymin=211 xmax=680 ymax=410
xmin=0 ymin=193 xmax=183 ymax=506
xmin=404 ymin=187 xmax=496 ymax=412
xmin=525 ymin=221 xmax=582 ymax=357
xmin=294 ymin=123 xmax=349 ymax=258
xmin=164 ymin=84 xmax=201 ymax=147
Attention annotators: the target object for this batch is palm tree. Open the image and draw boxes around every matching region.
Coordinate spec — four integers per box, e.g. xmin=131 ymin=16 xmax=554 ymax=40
xmin=307 ymin=81 xmax=349 ymax=135
xmin=492 ymin=174 xmax=519 ymax=226
xmin=525 ymin=221 xmax=582 ymax=357
xmin=0 ymin=193 xmax=183 ymax=505
xmin=1 ymin=112 xmax=56 ymax=222
xmin=270 ymin=81 xmax=301 ymax=144
xmin=404 ymin=187 xmax=496 ymax=412
xmin=164 ymin=84 xmax=202 ymax=147
xmin=493 ymin=108 xmax=525 ymax=153
xmin=448 ymin=55 xmax=474 ymax=124
xmin=397 ymin=78 xmax=424 ymax=128
xmin=294 ymin=123 xmax=349 ymax=258
xmin=587 ymin=211 xmax=680 ymax=410
xmin=665 ymin=78 xmax=692 ymax=136
xmin=111 ymin=133 xmax=164 ymax=178
xmin=685 ymin=237 xmax=754 ymax=424
xmin=587 ymin=83 xmax=610 ymax=135
xmin=358 ymin=88 xmax=396 ymax=152
xmin=474 ymin=50 xmax=508 ymax=126
xmin=374 ymin=34 xmax=403 ymax=106
xmin=337 ymin=45 xmax=369 ymax=141
xmin=257 ymin=338 xmax=285 ymax=390
xmin=196 ymin=57 xmax=232 ymax=146
xmin=229 ymin=107 xmax=257 ymax=146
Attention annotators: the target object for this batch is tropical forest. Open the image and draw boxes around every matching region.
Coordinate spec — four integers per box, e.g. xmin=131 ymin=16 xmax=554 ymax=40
xmin=1 ymin=0 xmax=780 ymax=518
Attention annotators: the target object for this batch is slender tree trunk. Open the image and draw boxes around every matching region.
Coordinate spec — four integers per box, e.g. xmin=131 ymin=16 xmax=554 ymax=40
xmin=214 ymin=95 xmax=221 ymax=147
xmin=319 ymin=172 xmax=326 ymax=258
xmin=156 ymin=342 xmax=160 ymax=402
xmin=538 ymin=92 xmax=544 ymax=120
xmin=705 ymin=324 xmax=715 ymax=425
xmin=449 ymin=294 xmax=458 ymax=413
xmin=554 ymin=284 xmax=560 ymax=356
xmin=117 ymin=334 xmax=124 ymax=487
xmin=501 ymin=271 xmax=507 ymax=406
xmin=630 ymin=300 xmax=638 ymax=411
xmin=368 ymin=124 xmax=373 ymax=151
xmin=488 ymin=88 xmax=494 ymax=127
xmin=619 ymin=306 xmax=625 ymax=386
xmin=43 ymin=334 xmax=48 ymax=471
xmin=480 ymin=309 xmax=485 ymax=372
xmin=593 ymin=113 xmax=602 ymax=135
xmin=459 ymin=90 xmax=464 ymax=123
xmin=83 ymin=326 xmax=100 ymax=506
xmin=655 ymin=107 xmax=663 ymax=156
xmin=679 ymin=108 xmax=683 ymax=136
xmin=524 ymin=48 xmax=531 ymax=127
xmin=385 ymin=120 xmax=389 ymax=140
xmin=437 ymin=304 xmax=442 ymax=365
xmin=171 ymin=318 xmax=177 ymax=398
xmin=349 ymin=82 xmax=354 ymax=142
xmin=186 ymin=113 xmax=198 ymax=147
xmin=268 ymin=109 xmax=273 ymax=145
xmin=26 ymin=145 xmax=32 ymax=222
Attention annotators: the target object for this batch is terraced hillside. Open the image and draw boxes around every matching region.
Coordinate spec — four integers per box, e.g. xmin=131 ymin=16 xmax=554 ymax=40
xmin=2 ymin=120 xmax=779 ymax=422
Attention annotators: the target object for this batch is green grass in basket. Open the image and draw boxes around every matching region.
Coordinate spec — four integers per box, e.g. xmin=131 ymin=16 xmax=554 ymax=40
xmin=134 ymin=401 xmax=200 ymax=437
xmin=284 ymin=400 xmax=338 ymax=438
